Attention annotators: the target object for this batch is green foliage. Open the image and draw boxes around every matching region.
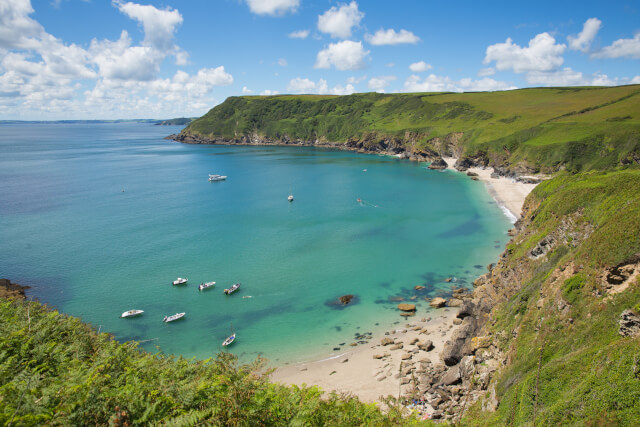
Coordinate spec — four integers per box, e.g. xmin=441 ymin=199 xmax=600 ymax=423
xmin=0 ymin=299 xmax=414 ymax=425
xmin=463 ymin=169 xmax=640 ymax=426
xmin=184 ymin=86 xmax=640 ymax=174
xmin=562 ymin=274 xmax=586 ymax=304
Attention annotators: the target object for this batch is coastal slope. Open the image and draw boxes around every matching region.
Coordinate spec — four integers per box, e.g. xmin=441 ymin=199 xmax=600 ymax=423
xmin=174 ymin=85 xmax=640 ymax=176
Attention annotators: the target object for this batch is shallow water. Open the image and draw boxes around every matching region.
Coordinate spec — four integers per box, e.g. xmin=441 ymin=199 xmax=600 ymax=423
xmin=0 ymin=123 xmax=512 ymax=364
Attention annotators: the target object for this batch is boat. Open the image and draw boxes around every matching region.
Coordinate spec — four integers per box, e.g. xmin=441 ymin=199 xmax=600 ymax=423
xmin=288 ymin=194 xmax=294 ymax=202
xmin=209 ymin=174 xmax=227 ymax=182
xmin=120 ymin=309 xmax=144 ymax=318
xmin=172 ymin=277 xmax=188 ymax=285
xmin=198 ymin=281 xmax=216 ymax=291
xmin=222 ymin=333 xmax=236 ymax=346
xmin=224 ymin=283 xmax=241 ymax=295
xmin=163 ymin=312 xmax=186 ymax=322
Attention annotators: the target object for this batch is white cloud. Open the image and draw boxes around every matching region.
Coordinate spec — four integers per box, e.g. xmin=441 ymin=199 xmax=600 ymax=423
xmin=260 ymin=89 xmax=280 ymax=95
xmin=525 ymin=68 xmax=618 ymax=86
xmin=242 ymin=86 xmax=253 ymax=94
xmin=317 ymin=1 xmax=364 ymax=39
xmin=346 ymin=75 xmax=366 ymax=84
xmin=368 ymin=75 xmax=396 ymax=92
xmin=287 ymin=77 xmax=355 ymax=95
xmin=315 ymin=40 xmax=370 ymax=71
xmin=288 ymin=29 xmax=309 ymax=39
xmin=114 ymin=1 xmax=183 ymax=51
xmin=632 ymin=76 xmax=640 ymax=84
xmin=245 ymin=0 xmax=299 ymax=16
xmin=366 ymin=29 xmax=419 ymax=45
xmin=568 ymin=18 xmax=601 ymax=52
xmin=403 ymin=74 xmax=516 ymax=93
xmin=277 ymin=58 xmax=288 ymax=67
xmin=385 ymin=62 xmax=395 ymax=67
xmin=408 ymin=61 xmax=432 ymax=72
xmin=477 ymin=67 xmax=495 ymax=77
xmin=0 ymin=0 xmax=234 ymax=119
xmin=591 ymin=33 xmax=640 ymax=59
xmin=484 ymin=32 xmax=566 ymax=73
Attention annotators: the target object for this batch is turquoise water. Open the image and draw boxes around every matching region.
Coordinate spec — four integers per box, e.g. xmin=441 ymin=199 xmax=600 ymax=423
xmin=0 ymin=123 xmax=512 ymax=364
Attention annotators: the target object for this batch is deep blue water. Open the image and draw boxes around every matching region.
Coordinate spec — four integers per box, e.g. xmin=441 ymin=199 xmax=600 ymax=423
xmin=0 ymin=123 xmax=512 ymax=364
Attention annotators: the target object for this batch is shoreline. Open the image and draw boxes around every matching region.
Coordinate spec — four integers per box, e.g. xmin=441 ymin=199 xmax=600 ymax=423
xmin=442 ymin=157 xmax=538 ymax=221
xmin=271 ymin=308 xmax=462 ymax=404
xmin=270 ymin=157 xmax=539 ymax=406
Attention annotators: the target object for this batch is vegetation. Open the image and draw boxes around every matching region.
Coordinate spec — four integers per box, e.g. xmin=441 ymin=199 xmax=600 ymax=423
xmin=464 ymin=171 xmax=640 ymax=425
xmin=0 ymin=299 xmax=417 ymax=425
xmin=183 ymin=85 xmax=640 ymax=173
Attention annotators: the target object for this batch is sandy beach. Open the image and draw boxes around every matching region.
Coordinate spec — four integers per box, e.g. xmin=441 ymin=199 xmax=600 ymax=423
xmin=271 ymin=158 xmax=539 ymax=406
xmin=272 ymin=307 xmax=462 ymax=403
xmin=442 ymin=157 xmax=538 ymax=220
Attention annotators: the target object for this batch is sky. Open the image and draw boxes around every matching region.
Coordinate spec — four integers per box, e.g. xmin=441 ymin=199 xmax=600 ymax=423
xmin=1 ymin=0 xmax=639 ymax=120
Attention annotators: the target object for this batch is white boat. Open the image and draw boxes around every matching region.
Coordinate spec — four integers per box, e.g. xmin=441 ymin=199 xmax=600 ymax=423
xmin=199 ymin=281 xmax=216 ymax=291
xmin=209 ymin=174 xmax=227 ymax=182
xmin=222 ymin=333 xmax=236 ymax=347
xmin=172 ymin=277 xmax=188 ymax=285
xmin=224 ymin=283 xmax=241 ymax=295
xmin=120 ymin=309 xmax=144 ymax=318
xmin=288 ymin=194 xmax=294 ymax=202
xmin=163 ymin=312 xmax=186 ymax=322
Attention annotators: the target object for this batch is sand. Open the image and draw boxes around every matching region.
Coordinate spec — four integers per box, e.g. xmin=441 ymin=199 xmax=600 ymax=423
xmin=442 ymin=157 xmax=538 ymax=220
xmin=270 ymin=158 xmax=539 ymax=404
xmin=271 ymin=308 xmax=460 ymax=403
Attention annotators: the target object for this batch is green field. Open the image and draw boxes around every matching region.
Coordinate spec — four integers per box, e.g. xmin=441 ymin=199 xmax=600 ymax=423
xmin=183 ymin=85 xmax=640 ymax=174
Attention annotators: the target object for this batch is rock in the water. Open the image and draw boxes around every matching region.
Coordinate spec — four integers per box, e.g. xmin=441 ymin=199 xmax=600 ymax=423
xmin=429 ymin=297 xmax=447 ymax=308
xmin=0 ymin=279 xmax=29 ymax=299
xmin=466 ymin=171 xmax=478 ymax=177
xmin=444 ymin=277 xmax=453 ymax=283
xmin=428 ymin=158 xmax=448 ymax=170
xmin=619 ymin=309 xmax=640 ymax=337
xmin=381 ymin=337 xmax=394 ymax=346
xmin=397 ymin=303 xmax=417 ymax=312
xmin=339 ymin=294 xmax=355 ymax=305
xmin=414 ymin=285 xmax=425 ymax=290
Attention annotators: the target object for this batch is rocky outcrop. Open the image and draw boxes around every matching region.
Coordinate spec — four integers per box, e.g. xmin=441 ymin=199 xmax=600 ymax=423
xmin=397 ymin=303 xmax=416 ymax=312
xmin=429 ymin=297 xmax=447 ymax=308
xmin=339 ymin=294 xmax=355 ymax=305
xmin=427 ymin=158 xmax=448 ymax=170
xmin=0 ymin=279 xmax=29 ymax=299
xmin=619 ymin=309 xmax=640 ymax=337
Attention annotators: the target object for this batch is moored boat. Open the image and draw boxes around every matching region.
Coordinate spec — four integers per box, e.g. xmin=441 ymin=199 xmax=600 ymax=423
xmin=163 ymin=312 xmax=186 ymax=322
xmin=223 ymin=283 xmax=241 ymax=295
xmin=199 ymin=281 xmax=216 ymax=291
xmin=172 ymin=277 xmax=188 ymax=285
xmin=209 ymin=174 xmax=227 ymax=182
xmin=288 ymin=194 xmax=294 ymax=202
xmin=222 ymin=333 xmax=236 ymax=346
xmin=120 ymin=309 xmax=144 ymax=318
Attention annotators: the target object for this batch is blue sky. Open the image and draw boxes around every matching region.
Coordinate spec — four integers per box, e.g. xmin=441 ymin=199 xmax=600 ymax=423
xmin=1 ymin=0 xmax=639 ymax=119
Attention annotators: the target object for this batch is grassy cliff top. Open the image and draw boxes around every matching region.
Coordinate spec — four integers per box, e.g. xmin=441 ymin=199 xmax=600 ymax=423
xmin=183 ymin=85 xmax=640 ymax=174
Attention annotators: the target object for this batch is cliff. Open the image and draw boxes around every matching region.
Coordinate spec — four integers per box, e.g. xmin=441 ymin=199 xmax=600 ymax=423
xmin=174 ymin=86 xmax=640 ymax=176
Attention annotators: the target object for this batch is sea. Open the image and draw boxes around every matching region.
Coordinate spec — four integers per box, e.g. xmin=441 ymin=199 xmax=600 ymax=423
xmin=0 ymin=123 xmax=513 ymax=365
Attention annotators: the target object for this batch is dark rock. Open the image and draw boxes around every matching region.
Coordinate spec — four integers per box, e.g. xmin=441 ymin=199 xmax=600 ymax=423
xmin=619 ymin=309 xmax=640 ymax=337
xmin=0 ymin=279 xmax=29 ymax=299
xmin=466 ymin=171 xmax=478 ymax=177
xmin=339 ymin=294 xmax=355 ymax=304
xmin=428 ymin=158 xmax=448 ymax=170
xmin=441 ymin=318 xmax=477 ymax=366
xmin=456 ymin=301 xmax=475 ymax=319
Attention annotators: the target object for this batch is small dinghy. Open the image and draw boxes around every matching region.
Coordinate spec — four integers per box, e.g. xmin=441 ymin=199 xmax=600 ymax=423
xmin=224 ymin=283 xmax=241 ymax=295
xmin=222 ymin=333 xmax=236 ymax=347
xmin=172 ymin=277 xmax=188 ymax=285
xmin=198 ymin=281 xmax=216 ymax=291
xmin=163 ymin=312 xmax=186 ymax=323
xmin=120 ymin=309 xmax=144 ymax=318
xmin=288 ymin=194 xmax=294 ymax=202
xmin=209 ymin=174 xmax=227 ymax=182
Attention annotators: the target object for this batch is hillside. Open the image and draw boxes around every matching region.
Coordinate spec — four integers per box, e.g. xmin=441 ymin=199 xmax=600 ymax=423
xmin=175 ymin=85 xmax=640 ymax=175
